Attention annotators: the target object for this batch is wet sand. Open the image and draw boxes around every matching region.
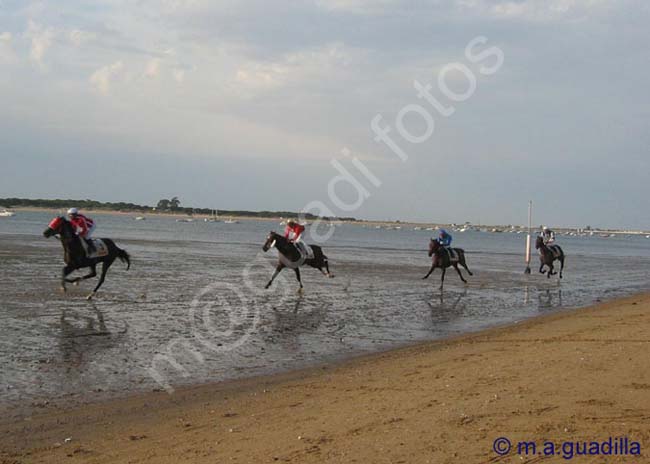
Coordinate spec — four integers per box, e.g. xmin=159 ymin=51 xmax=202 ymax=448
xmin=1 ymin=293 xmax=649 ymax=463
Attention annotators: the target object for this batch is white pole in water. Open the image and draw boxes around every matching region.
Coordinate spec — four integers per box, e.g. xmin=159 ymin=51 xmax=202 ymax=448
xmin=524 ymin=200 xmax=532 ymax=274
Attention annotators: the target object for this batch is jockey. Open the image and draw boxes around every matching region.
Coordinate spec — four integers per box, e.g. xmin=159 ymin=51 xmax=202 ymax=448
xmin=437 ymin=229 xmax=453 ymax=247
xmin=541 ymin=226 xmax=556 ymax=245
xmin=434 ymin=228 xmax=454 ymax=264
xmin=68 ymin=207 xmax=96 ymax=254
xmin=284 ymin=219 xmax=309 ymax=259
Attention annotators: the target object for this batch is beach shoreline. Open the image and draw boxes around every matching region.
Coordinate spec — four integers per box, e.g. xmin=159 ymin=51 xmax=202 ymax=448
xmin=2 ymin=292 xmax=649 ymax=463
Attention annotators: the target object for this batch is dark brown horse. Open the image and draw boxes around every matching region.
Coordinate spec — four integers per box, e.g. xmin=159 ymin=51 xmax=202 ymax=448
xmin=535 ymin=236 xmax=565 ymax=279
xmin=422 ymin=239 xmax=473 ymax=290
xmin=43 ymin=216 xmax=130 ymax=299
xmin=262 ymin=232 xmax=333 ymax=291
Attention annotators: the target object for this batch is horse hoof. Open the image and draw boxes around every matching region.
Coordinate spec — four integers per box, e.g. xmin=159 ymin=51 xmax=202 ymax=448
xmin=60 ymin=286 xmax=67 ymax=293
xmin=328 ymin=274 xmax=335 ymax=278
xmin=297 ymin=288 xmax=304 ymax=294
xmin=73 ymin=281 xmax=79 ymax=287
xmin=86 ymin=293 xmax=94 ymax=301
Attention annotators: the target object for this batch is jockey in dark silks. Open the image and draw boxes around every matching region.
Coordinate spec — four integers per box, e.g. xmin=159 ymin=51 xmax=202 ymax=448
xmin=541 ymin=226 xmax=556 ymax=245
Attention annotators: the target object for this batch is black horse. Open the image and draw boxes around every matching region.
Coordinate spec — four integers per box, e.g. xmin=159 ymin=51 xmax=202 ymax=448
xmin=262 ymin=232 xmax=333 ymax=291
xmin=422 ymin=239 xmax=473 ymax=290
xmin=535 ymin=236 xmax=565 ymax=279
xmin=43 ymin=216 xmax=130 ymax=299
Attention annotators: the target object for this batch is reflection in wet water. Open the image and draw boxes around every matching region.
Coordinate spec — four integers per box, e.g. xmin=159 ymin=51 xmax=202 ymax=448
xmin=0 ymin=211 xmax=649 ymax=413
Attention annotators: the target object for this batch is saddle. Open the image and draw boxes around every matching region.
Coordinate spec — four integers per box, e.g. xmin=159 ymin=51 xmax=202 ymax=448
xmin=443 ymin=247 xmax=459 ymax=263
xmin=80 ymin=238 xmax=109 ymax=258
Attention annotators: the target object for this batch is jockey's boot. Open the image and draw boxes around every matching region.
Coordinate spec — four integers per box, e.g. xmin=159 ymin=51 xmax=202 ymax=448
xmin=296 ymin=241 xmax=308 ymax=259
xmin=86 ymin=238 xmax=96 ymax=255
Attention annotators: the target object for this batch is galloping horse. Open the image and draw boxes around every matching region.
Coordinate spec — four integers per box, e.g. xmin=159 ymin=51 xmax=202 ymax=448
xmin=536 ymin=236 xmax=565 ymax=279
xmin=422 ymin=239 xmax=473 ymax=290
xmin=262 ymin=231 xmax=333 ymax=291
xmin=43 ymin=216 xmax=130 ymax=299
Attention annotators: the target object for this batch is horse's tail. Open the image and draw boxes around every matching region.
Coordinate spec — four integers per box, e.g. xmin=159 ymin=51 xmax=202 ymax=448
xmin=118 ymin=248 xmax=131 ymax=270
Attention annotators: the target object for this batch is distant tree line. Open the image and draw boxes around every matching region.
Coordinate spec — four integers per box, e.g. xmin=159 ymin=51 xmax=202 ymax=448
xmin=0 ymin=198 xmax=357 ymax=221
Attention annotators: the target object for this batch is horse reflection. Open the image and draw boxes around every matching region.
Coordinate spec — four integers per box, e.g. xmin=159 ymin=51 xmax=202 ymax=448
xmin=427 ymin=289 xmax=468 ymax=320
xmin=537 ymin=288 xmax=563 ymax=310
xmin=267 ymin=295 xmax=329 ymax=351
xmin=59 ymin=304 xmax=127 ymax=366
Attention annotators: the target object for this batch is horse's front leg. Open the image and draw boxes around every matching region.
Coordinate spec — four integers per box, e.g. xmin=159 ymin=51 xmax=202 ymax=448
xmin=559 ymin=257 xmax=565 ymax=279
xmin=67 ymin=264 xmax=97 ymax=285
xmin=61 ymin=264 xmax=75 ymax=293
xmin=440 ymin=267 xmax=446 ymax=290
xmin=294 ymin=268 xmax=303 ymax=293
xmin=422 ymin=264 xmax=436 ymax=279
xmin=539 ymin=262 xmax=546 ymax=275
xmin=547 ymin=263 xmax=555 ymax=278
xmin=265 ymin=263 xmax=285 ymax=289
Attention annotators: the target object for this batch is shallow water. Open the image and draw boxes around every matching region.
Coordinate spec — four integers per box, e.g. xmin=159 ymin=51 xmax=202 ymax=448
xmin=0 ymin=211 xmax=649 ymax=415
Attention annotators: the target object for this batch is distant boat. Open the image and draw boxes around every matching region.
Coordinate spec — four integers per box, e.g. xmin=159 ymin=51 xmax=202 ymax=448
xmin=134 ymin=216 xmax=146 ymax=221
xmin=224 ymin=217 xmax=239 ymax=224
xmin=204 ymin=210 xmax=219 ymax=222
xmin=0 ymin=209 xmax=15 ymax=217
xmin=176 ymin=218 xmax=194 ymax=223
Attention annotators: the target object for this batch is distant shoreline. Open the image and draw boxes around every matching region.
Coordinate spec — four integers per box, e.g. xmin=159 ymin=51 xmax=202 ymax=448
xmin=3 ymin=205 xmax=649 ymax=235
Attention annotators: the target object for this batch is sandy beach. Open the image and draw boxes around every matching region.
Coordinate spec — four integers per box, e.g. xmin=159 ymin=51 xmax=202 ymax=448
xmin=1 ymin=293 xmax=648 ymax=463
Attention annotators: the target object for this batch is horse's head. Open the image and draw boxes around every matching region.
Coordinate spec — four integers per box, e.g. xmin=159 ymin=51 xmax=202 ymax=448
xmin=262 ymin=231 xmax=279 ymax=252
xmin=428 ymin=238 xmax=440 ymax=257
xmin=535 ymin=236 xmax=544 ymax=249
xmin=44 ymin=216 xmax=66 ymax=238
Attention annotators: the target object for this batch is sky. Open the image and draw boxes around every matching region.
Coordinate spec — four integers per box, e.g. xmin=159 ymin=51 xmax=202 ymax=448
xmin=0 ymin=0 xmax=648 ymax=229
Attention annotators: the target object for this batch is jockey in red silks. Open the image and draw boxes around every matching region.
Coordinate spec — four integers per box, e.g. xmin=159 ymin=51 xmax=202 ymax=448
xmin=68 ymin=207 xmax=96 ymax=254
xmin=284 ymin=219 xmax=310 ymax=259
xmin=284 ymin=219 xmax=305 ymax=242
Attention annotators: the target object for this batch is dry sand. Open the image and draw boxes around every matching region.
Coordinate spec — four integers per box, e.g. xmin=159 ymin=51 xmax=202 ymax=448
xmin=1 ymin=293 xmax=649 ymax=463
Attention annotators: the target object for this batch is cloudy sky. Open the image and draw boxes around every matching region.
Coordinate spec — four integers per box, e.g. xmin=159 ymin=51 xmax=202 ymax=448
xmin=1 ymin=0 xmax=648 ymax=228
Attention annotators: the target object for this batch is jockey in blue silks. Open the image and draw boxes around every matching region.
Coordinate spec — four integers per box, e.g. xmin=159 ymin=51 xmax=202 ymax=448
xmin=436 ymin=228 xmax=455 ymax=262
xmin=437 ymin=229 xmax=452 ymax=247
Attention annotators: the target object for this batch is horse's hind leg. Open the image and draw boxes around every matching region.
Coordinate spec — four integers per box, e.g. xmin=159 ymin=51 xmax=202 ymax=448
xmin=321 ymin=257 xmax=334 ymax=278
xmin=559 ymin=257 xmax=565 ymax=279
xmin=460 ymin=255 xmax=473 ymax=276
xmin=88 ymin=259 xmax=113 ymax=300
xmin=539 ymin=263 xmax=546 ymax=275
xmin=453 ymin=264 xmax=467 ymax=284
xmin=440 ymin=267 xmax=446 ymax=290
